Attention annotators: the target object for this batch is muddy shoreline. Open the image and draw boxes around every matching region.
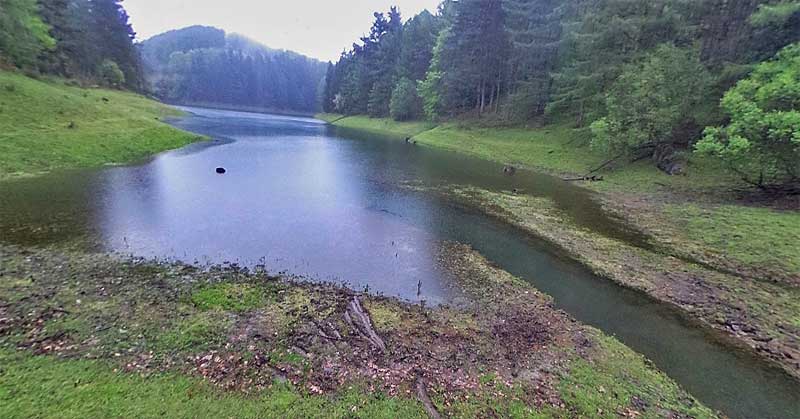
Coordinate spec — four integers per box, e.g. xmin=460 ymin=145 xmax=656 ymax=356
xmin=0 ymin=243 xmax=714 ymax=417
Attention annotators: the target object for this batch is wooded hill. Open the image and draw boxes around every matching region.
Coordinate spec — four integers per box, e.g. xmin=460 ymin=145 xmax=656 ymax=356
xmin=141 ymin=26 xmax=327 ymax=114
xmin=322 ymin=0 xmax=800 ymax=192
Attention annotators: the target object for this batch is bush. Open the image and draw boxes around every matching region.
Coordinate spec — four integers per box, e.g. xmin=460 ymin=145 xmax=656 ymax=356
xmin=389 ymin=78 xmax=421 ymax=121
xmin=590 ymin=44 xmax=711 ymax=158
xmin=98 ymin=59 xmax=125 ymax=88
xmin=696 ymin=43 xmax=800 ymax=192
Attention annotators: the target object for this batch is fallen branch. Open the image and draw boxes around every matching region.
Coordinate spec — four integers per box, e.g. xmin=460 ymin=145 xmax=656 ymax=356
xmin=345 ymin=296 xmax=387 ymax=352
xmin=415 ymin=377 xmax=442 ymax=419
xmin=563 ymin=175 xmax=604 ymax=182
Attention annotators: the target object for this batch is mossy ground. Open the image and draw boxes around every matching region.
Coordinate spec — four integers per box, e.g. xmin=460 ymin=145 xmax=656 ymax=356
xmin=0 ymin=243 xmax=714 ymax=418
xmin=0 ymin=71 xmax=202 ymax=179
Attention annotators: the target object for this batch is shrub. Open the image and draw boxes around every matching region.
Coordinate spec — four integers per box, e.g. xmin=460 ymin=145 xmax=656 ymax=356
xmin=590 ymin=44 xmax=711 ymax=158
xmin=98 ymin=59 xmax=125 ymax=88
xmin=696 ymin=43 xmax=800 ymax=192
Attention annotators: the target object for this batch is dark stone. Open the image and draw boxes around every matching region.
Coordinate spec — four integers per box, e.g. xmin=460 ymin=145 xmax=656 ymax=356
xmin=215 ymin=167 xmax=226 ymax=174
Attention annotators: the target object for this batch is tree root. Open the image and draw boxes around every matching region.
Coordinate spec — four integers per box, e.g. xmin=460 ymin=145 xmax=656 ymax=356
xmin=344 ymin=296 xmax=387 ymax=352
xmin=415 ymin=376 xmax=442 ymax=419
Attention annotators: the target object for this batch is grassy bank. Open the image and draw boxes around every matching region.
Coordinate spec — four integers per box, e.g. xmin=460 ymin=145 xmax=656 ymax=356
xmin=315 ymin=114 xmax=737 ymax=194
xmin=318 ymin=113 xmax=435 ymax=138
xmin=435 ymin=185 xmax=800 ymax=380
xmin=317 ymin=114 xmax=800 ymax=286
xmin=0 ymin=71 xmax=202 ymax=179
xmin=0 ymin=243 xmax=715 ymax=418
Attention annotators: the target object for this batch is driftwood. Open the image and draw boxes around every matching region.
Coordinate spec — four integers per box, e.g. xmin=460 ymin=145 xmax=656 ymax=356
xmin=415 ymin=377 xmax=442 ymax=419
xmin=344 ymin=296 xmax=387 ymax=352
xmin=563 ymin=175 xmax=604 ymax=182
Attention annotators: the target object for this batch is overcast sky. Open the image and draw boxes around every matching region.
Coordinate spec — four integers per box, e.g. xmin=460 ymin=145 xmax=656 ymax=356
xmin=125 ymin=0 xmax=441 ymax=62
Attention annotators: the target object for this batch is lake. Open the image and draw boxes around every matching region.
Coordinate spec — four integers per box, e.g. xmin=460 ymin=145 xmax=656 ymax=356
xmin=1 ymin=107 xmax=797 ymax=418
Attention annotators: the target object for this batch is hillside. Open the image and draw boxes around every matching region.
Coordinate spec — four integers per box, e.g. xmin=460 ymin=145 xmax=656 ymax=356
xmin=0 ymin=71 xmax=201 ymax=179
xmin=140 ymin=26 xmax=327 ymax=114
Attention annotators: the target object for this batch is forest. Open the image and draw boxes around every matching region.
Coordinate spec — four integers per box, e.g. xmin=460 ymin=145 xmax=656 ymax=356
xmin=322 ymin=0 xmax=800 ymax=192
xmin=0 ymin=0 xmax=143 ymax=89
xmin=141 ymin=26 xmax=326 ymax=114
xmin=0 ymin=1 xmax=326 ymax=113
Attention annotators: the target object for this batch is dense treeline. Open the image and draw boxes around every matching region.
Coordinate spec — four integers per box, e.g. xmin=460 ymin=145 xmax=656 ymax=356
xmin=141 ymin=26 xmax=326 ymax=114
xmin=323 ymin=0 xmax=800 ymax=190
xmin=0 ymin=0 xmax=143 ymax=89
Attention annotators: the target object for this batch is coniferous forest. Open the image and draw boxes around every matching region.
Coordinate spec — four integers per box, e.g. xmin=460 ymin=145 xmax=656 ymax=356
xmin=323 ymin=0 xmax=800 ymax=192
xmin=140 ymin=26 xmax=327 ymax=114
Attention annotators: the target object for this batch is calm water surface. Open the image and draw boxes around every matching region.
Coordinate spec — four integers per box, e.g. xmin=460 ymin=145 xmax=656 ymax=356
xmin=0 ymin=107 xmax=797 ymax=418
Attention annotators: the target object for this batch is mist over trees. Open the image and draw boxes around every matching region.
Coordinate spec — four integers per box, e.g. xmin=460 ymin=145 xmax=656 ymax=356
xmin=0 ymin=0 xmax=142 ymax=89
xmin=141 ymin=26 xmax=327 ymax=114
xmin=1 ymin=5 xmax=326 ymax=113
xmin=322 ymin=0 xmax=800 ymax=191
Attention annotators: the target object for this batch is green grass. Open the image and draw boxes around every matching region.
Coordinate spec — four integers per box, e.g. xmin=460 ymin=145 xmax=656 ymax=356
xmin=191 ymin=283 xmax=271 ymax=312
xmin=316 ymin=114 xmax=737 ymax=194
xmin=316 ymin=114 xmax=435 ymax=138
xmin=0 ymin=349 xmax=425 ymax=419
xmin=559 ymin=332 xmax=715 ymax=419
xmin=0 ymin=71 xmax=202 ymax=179
xmin=156 ymin=310 xmax=234 ymax=352
xmin=666 ymin=204 xmax=800 ymax=276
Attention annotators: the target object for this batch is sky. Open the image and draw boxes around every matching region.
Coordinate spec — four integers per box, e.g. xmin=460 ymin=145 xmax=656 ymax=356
xmin=125 ymin=0 xmax=442 ymax=62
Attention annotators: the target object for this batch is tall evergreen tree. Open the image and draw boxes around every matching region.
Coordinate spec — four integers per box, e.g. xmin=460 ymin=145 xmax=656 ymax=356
xmin=547 ymin=0 xmax=695 ymax=126
xmin=397 ymin=10 xmax=439 ymax=82
xmin=88 ymin=0 xmax=143 ymax=89
xmin=436 ymin=0 xmax=511 ymax=115
xmin=502 ymin=0 xmax=563 ymax=120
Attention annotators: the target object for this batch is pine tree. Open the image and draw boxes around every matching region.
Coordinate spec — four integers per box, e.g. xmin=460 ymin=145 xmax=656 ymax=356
xmin=547 ymin=0 xmax=695 ymax=126
xmin=437 ymin=0 xmax=510 ymax=115
xmin=502 ymin=0 xmax=563 ymax=120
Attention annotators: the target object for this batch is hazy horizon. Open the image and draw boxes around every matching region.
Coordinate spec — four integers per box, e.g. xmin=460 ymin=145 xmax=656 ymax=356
xmin=125 ymin=0 xmax=441 ymax=62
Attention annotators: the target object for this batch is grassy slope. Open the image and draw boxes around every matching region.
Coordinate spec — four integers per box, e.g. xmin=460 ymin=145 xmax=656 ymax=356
xmin=0 ymin=71 xmax=202 ymax=179
xmin=0 ymin=350 xmax=421 ymax=419
xmin=317 ymin=114 xmax=800 ymax=281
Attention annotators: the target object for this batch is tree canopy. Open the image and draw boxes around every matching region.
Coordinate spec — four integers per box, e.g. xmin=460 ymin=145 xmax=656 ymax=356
xmin=696 ymin=42 xmax=800 ymax=191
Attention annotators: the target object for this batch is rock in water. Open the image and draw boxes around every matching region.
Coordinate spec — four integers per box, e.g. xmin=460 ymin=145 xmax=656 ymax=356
xmin=215 ymin=167 xmax=226 ymax=174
